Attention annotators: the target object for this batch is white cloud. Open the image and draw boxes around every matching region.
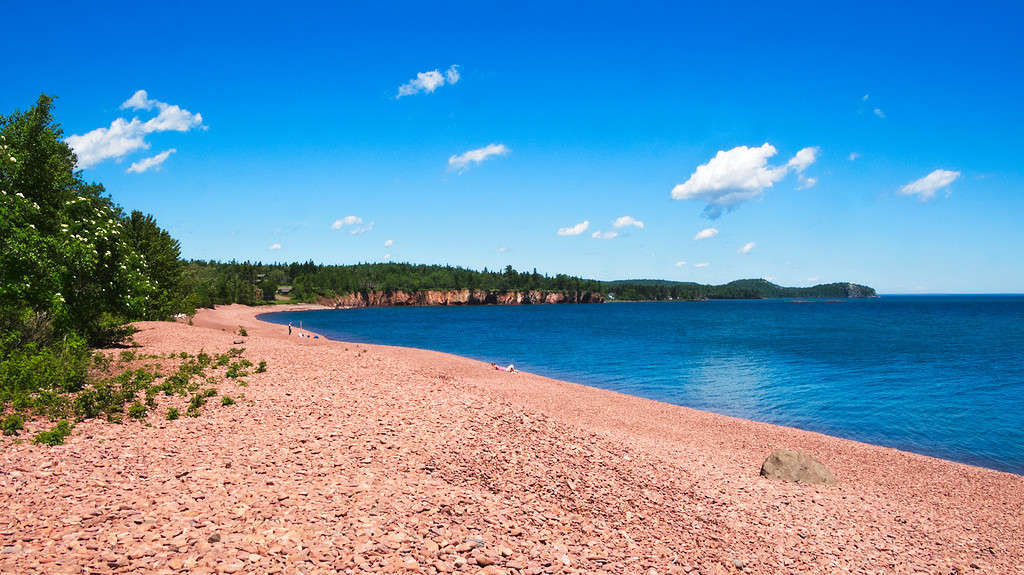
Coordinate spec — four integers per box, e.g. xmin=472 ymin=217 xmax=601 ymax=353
xmin=694 ymin=227 xmax=718 ymax=240
xmin=448 ymin=143 xmax=509 ymax=172
xmin=674 ymin=261 xmax=687 ymax=267
xmin=496 ymin=247 xmax=508 ymax=253
xmin=445 ymin=65 xmax=460 ymax=84
xmin=384 ymin=253 xmax=391 ymax=260
xmin=65 ymin=90 xmax=203 ymax=169
xmin=397 ymin=65 xmax=460 ymax=98
xmin=873 ymin=108 xmax=886 ymax=119
xmin=808 ymin=276 xmax=820 ymax=283
xmin=349 ymin=222 xmax=375 ymax=235
xmin=613 ymin=216 xmax=644 ymax=229
xmin=848 ymin=152 xmax=860 ymax=161
xmin=694 ymin=262 xmax=710 ymax=268
xmin=862 ymin=94 xmax=870 ymax=102
xmin=899 ymin=169 xmax=961 ymax=201
xmin=384 ymin=239 xmax=394 ymax=247
xmin=332 ymin=216 xmax=363 ymax=230
xmin=268 ymin=243 xmax=281 ymax=250
xmin=591 ymin=230 xmax=618 ymax=239
xmin=738 ymin=241 xmax=756 ymax=254
xmin=557 ymin=220 xmax=589 ymax=236
xmin=126 ymin=148 xmax=176 ymax=174
xmin=671 ymin=143 xmax=819 ymax=217
xmin=797 ymin=176 xmax=817 ymax=189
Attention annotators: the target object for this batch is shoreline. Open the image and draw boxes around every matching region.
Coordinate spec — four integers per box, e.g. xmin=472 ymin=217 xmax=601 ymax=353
xmin=256 ymin=303 xmax=1015 ymax=476
xmin=2 ymin=303 xmax=1022 ymax=573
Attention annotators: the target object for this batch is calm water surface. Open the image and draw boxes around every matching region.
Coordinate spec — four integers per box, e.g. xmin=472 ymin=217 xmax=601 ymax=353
xmin=260 ymin=296 xmax=1024 ymax=474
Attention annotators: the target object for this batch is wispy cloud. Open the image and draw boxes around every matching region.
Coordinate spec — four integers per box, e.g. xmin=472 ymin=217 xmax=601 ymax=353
xmin=397 ymin=65 xmax=460 ymax=98
xmin=384 ymin=239 xmax=394 ymax=247
xmin=671 ymin=143 xmax=819 ymax=218
xmin=848 ymin=152 xmax=860 ymax=161
xmin=496 ymin=247 xmax=508 ymax=253
xmin=349 ymin=222 xmax=375 ymax=235
xmin=591 ymin=230 xmax=618 ymax=239
xmin=612 ymin=215 xmax=644 ymax=229
xmin=694 ymin=262 xmax=710 ymax=268
xmin=126 ymin=148 xmax=176 ymax=173
xmin=694 ymin=227 xmax=718 ymax=240
xmin=331 ymin=216 xmax=363 ymax=230
xmin=268 ymin=243 xmax=281 ymax=250
xmin=873 ymin=108 xmax=886 ymax=119
xmin=808 ymin=276 xmax=820 ymax=283
xmin=448 ymin=143 xmax=509 ymax=172
xmin=674 ymin=261 xmax=687 ymax=267
xmin=738 ymin=241 xmax=756 ymax=254
xmin=900 ymin=169 xmax=960 ymax=201
xmin=557 ymin=220 xmax=589 ymax=236
xmin=66 ymin=90 xmax=203 ymax=169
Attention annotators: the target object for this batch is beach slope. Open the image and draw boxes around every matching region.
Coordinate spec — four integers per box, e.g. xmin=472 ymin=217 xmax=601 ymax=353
xmin=2 ymin=304 xmax=1021 ymax=574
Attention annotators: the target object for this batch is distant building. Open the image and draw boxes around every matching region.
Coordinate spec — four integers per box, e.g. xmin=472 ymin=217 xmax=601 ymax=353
xmin=276 ymin=286 xmax=293 ymax=295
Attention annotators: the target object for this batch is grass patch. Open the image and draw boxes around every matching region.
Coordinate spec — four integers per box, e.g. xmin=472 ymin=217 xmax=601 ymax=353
xmin=2 ymin=413 xmax=25 ymax=436
xmin=221 ymin=395 xmax=235 ymax=406
xmin=165 ymin=407 xmax=180 ymax=420
xmin=127 ymin=402 xmax=147 ymax=420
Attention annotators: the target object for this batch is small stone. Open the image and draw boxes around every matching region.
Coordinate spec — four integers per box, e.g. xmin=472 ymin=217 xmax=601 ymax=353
xmin=474 ymin=551 xmax=496 ymax=566
xmin=208 ymin=533 xmax=221 ymax=543
xmin=732 ymin=559 xmax=746 ymax=570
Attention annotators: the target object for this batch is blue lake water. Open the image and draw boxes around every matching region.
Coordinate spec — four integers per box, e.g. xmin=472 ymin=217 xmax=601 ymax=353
xmin=259 ymin=296 xmax=1024 ymax=474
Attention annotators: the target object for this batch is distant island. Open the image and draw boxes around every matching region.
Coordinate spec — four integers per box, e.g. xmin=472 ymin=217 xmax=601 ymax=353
xmin=183 ymin=261 xmax=875 ymax=308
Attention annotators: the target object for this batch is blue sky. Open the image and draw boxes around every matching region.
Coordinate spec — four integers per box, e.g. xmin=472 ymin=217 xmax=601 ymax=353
xmin=3 ymin=1 xmax=1022 ymax=293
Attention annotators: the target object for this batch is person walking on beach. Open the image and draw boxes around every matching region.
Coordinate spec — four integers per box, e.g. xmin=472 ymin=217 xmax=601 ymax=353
xmin=288 ymin=322 xmax=292 ymax=335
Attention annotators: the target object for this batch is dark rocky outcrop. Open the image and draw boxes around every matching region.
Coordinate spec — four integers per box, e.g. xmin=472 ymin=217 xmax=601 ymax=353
xmin=759 ymin=449 xmax=836 ymax=485
xmin=319 ymin=290 xmax=605 ymax=309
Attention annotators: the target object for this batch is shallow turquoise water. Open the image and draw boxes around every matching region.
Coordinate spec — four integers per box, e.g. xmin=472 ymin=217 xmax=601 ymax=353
xmin=260 ymin=296 xmax=1024 ymax=474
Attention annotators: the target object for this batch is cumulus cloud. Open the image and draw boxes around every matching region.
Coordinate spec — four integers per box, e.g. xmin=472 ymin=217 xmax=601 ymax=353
xmin=797 ymin=176 xmax=817 ymax=189
xmin=694 ymin=262 xmax=710 ymax=268
xmin=384 ymin=239 xmax=394 ymax=247
xmin=557 ymin=220 xmax=589 ymax=236
xmin=268 ymin=243 xmax=281 ymax=250
xmin=674 ymin=261 xmax=687 ymax=267
xmin=694 ymin=227 xmax=718 ymax=240
xmin=613 ymin=216 xmax=644 ymax=229
xmin=126 ymin=148 xmax=176 ymax=173
xmin=65 ymin=90 xmax=203 ymax=169
xmin=332 ymin=216 xmax=363 ymax=230
xmin=591 ymin=230 xmax=618 ymax=239
xmin=738 ymin=241 xmax=756 ymax=254
xmin=448 ymin=143 xmax=509 ymax=172
xmin=397 ymin=65 xmax=460 ymax=98
xmin=899 ymin=169 xmax=961 ymax=201
xmin=671 ymin=143 xmax=819 ymax=217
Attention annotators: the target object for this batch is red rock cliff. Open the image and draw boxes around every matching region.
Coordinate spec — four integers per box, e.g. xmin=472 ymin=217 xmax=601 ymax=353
xmin=319 ymin=290 xmax=604 ymax=308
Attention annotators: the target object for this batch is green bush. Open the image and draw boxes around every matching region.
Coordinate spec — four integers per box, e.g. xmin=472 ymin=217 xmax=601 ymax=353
xmin=221 ymin=395 xmax=235 ymax=406
xmin=238 ymin=326 xmax=247 ymax=337
xmin=32 ymin=419 xmax=72 ymax=445
xmin=2 ymin=413 xmax=25 ymax=436
xmin=165 ymin=407 xmax=179 ymax=420
xmin=127 ymin=402 xmax=147 ymax=420
xmin=255 ymin=360 xmax=267 ymax=373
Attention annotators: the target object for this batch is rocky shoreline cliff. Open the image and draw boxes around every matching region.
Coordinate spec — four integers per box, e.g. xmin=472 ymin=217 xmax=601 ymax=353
xmin=319 ymin=289 xmax=605 ymax=308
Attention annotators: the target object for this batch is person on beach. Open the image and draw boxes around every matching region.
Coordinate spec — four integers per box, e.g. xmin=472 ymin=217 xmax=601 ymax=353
xmin=288 ymin=322 xmax=292 ymax=335
xmin=491 ymin=362 xmax=517 ymax=373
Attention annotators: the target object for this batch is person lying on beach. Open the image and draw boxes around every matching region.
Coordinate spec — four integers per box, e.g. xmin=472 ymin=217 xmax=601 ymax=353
xmin=491 ymin=363 xmax=517 ymax=373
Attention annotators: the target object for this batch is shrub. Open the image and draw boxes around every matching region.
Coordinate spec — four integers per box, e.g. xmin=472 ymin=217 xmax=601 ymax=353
xmin=238 ymin=326 xmax=247 ymax=337
xmin=127 ymin=402 xmax=147 ymax=420
xmin=2 ymin=413 xmax=25 ymax=436
xmin=32 ymin=420 xmax=72 ymax=446
xmin=255 ymin=361 xmax=267 ymax=373
xmin=220 ymin=395 xmax=235 ymax=406
xmin=119 ymin=350 xmax=136 ymax=363
xmin=165 ymin=407 xmax=180 ymax=420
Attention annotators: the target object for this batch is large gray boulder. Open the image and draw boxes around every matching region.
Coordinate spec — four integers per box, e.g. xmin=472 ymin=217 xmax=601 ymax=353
xmin=760 ymin=449 xmax=836 ymax=485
